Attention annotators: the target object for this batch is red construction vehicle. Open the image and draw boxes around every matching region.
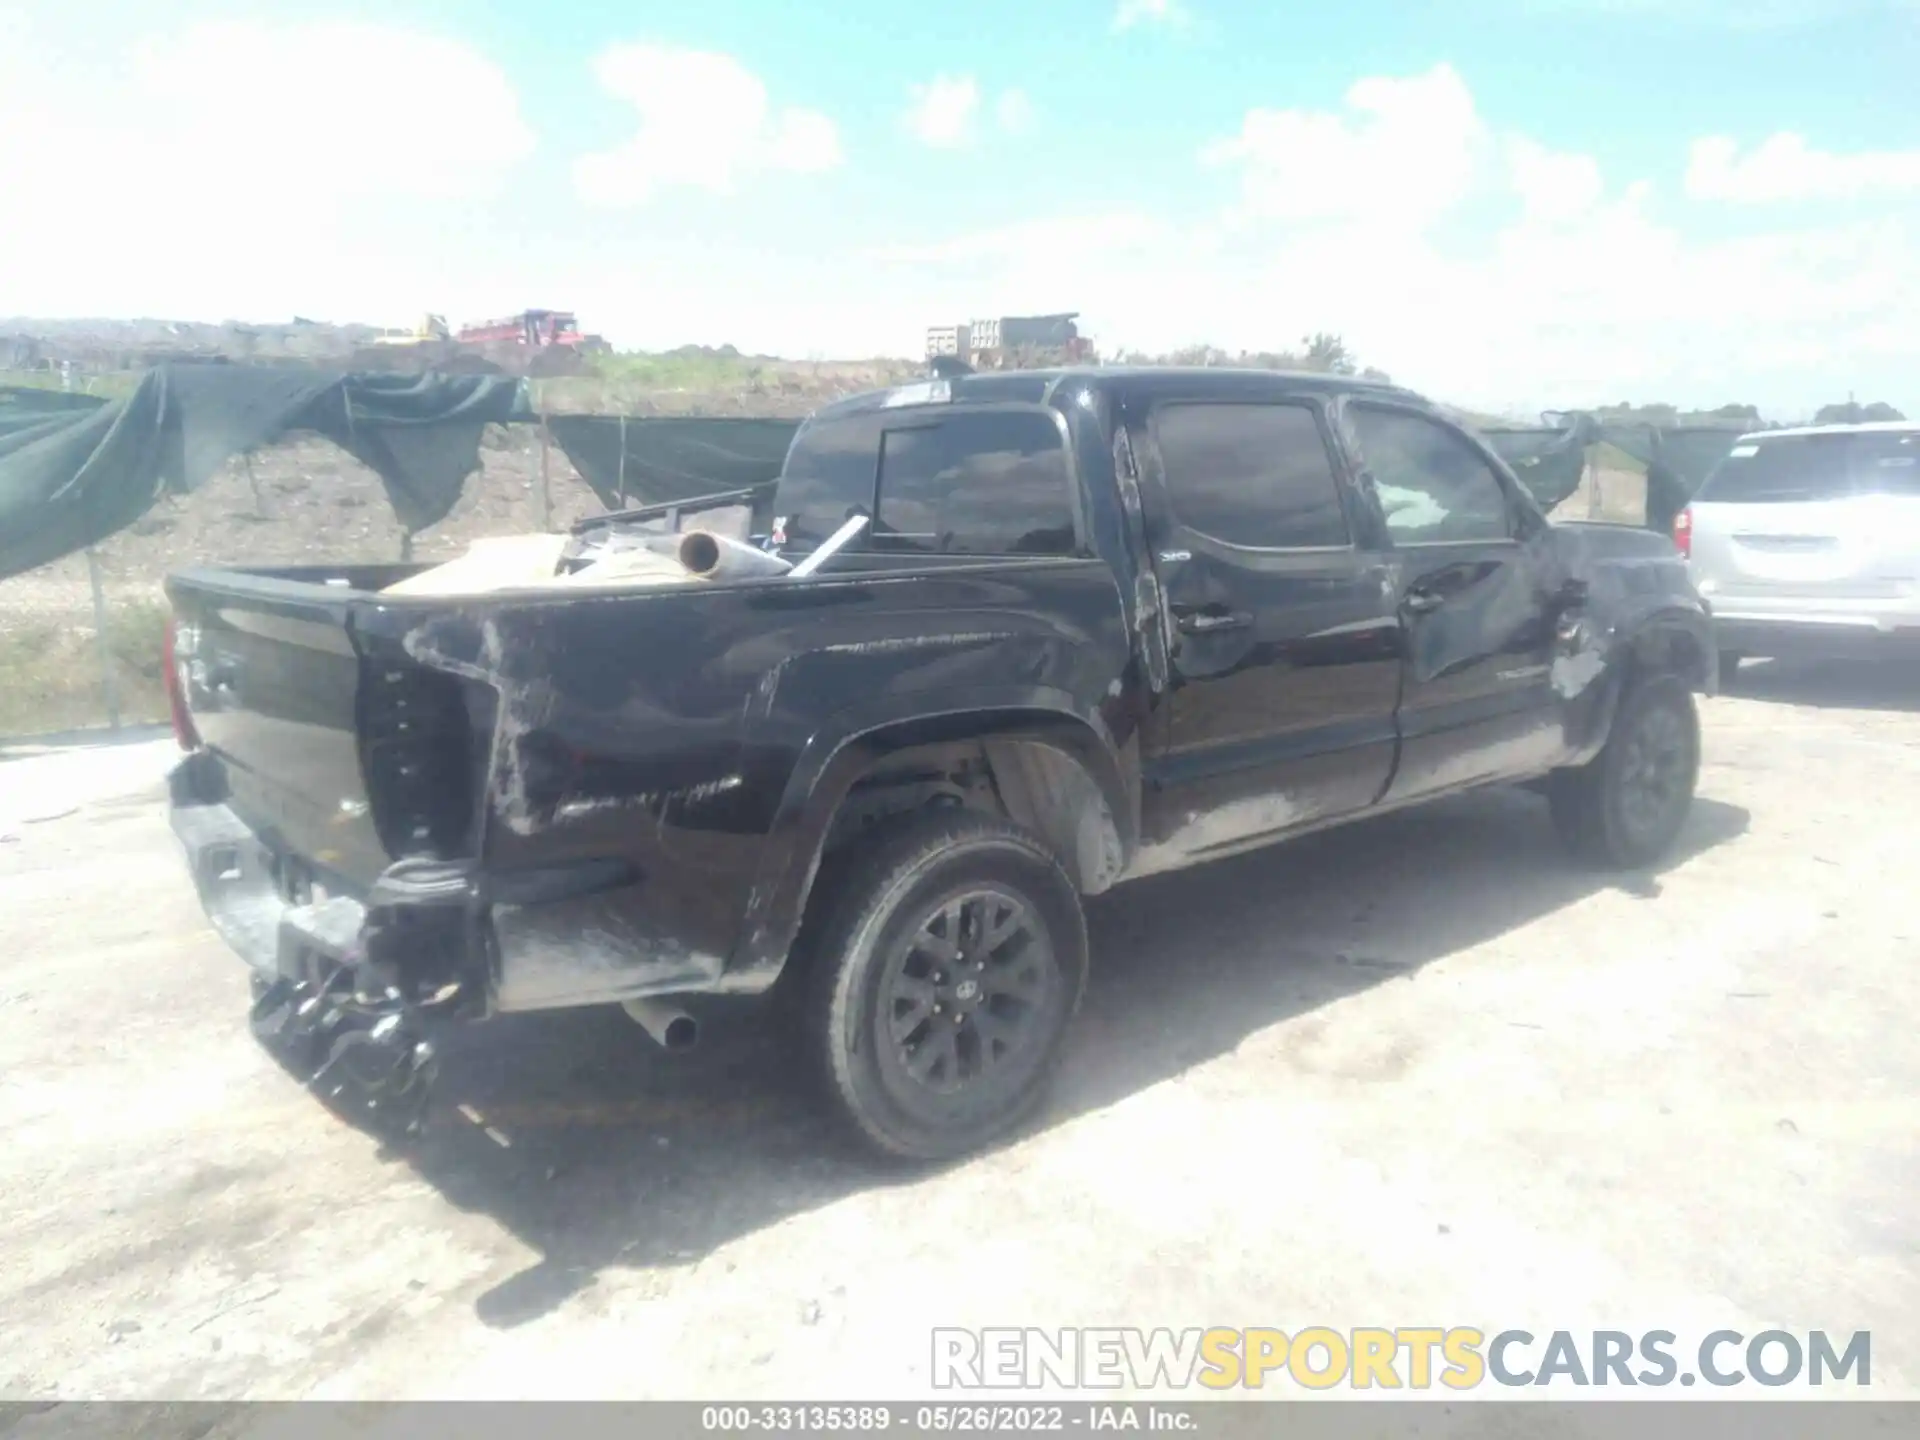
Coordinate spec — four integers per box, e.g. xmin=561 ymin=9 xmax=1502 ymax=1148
xmin=455 ymin=310 xmax=608 ymax=352
xmin=351 ymin=309 xmax=610 ymax=377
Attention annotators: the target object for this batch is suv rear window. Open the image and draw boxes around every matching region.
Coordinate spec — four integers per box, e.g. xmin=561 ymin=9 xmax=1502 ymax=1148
xmin=1696 ymin=431 xmax=1920 ymax=504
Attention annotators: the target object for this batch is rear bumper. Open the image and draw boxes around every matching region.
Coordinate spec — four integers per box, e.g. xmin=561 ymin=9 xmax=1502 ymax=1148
xmin=167 ymin=749 xmax=731 ymax=1016
xmin=170 ymin=794 xmax=370 ymax=984
xmin=1710 ymin=610 xmax=1920 ymax=659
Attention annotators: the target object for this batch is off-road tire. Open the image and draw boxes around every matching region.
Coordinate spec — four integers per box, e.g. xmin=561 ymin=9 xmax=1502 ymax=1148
xmin=1548 ymin=672 xmax=1700 ymax=868
xmin=802 ymin=809 xmax=1089 ymax=1161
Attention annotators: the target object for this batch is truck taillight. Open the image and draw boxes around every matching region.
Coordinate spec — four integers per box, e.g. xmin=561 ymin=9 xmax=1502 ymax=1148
xmin=1672 ymin=505 xmax=1692 ymax=558
xmin=162 ymin=617 xmax=199 ymax=752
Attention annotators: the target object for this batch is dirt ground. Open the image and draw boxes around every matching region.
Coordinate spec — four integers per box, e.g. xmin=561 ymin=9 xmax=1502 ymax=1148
xmin=1 ymin=657 xmax=1915 ymax=1404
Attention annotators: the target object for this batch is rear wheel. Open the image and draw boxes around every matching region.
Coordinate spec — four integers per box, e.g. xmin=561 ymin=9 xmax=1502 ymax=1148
xmin=1549 ymin=673 xmax=1700 ymax=868
xmin=803 ymin=810 xmax=1088 ymax=1161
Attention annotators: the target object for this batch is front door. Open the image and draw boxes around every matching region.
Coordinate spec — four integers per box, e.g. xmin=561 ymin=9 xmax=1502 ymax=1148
xmin=1134 ymin=397 xmax=1403 ymax=863
xmin=1338 ymin=400 xmax=1567 ymax=800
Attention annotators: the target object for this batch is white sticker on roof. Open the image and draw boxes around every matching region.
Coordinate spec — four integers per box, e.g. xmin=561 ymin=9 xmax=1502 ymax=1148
xmin=1729 ymin=444 xmax=1759 ymax=457
xmin=883 ymin=380 xmax=951 ymax=408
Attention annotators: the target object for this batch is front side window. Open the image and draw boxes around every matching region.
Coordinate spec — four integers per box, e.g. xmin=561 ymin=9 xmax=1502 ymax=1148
xmin=1348 ymin=406 xmax=1513 ymax=544
xmin=1153 ymin=402 xmax=1350 ymax=548
xmin=872 ymin=410 xmax=1076 ymax=555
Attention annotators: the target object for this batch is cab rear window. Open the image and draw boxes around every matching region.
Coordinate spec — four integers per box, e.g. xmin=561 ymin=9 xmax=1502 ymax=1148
xmin=777 ymin=408 xmax=1077 ymax=556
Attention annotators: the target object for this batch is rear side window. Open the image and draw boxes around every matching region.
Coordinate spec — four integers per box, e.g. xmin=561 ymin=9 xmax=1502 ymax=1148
xmin=1697 ymin=432 xmax=1920 ymax=503
xmin=1153 ymin=402 xmax=1350 ymax=548
xmin=777 ymin=413 xmax=883 ymax=548
xmin=1347 ymin=406 xmax=1513 ymax=544
xmin=872 ymin=411 xmax=1076 ymax=555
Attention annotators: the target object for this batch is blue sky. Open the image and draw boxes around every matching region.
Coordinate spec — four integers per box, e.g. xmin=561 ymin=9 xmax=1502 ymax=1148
xmin=2 ymin=0 xmax=1917 ymax=417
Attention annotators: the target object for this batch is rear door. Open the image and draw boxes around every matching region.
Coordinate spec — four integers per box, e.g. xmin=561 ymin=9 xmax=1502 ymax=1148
xmin=1338 ymin=401 xmax=1568 ymax=800
xmin=1134 ymin=398 xmax=1402 ymax=859
xmin=1688 ymin=430 xmax=1920 ymax=601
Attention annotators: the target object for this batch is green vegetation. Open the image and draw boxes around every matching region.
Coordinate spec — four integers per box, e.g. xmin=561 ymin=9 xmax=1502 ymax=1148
xmin=0 ymin=596 xmax=171 ymax=738
xmin=581 ymin=345 xmax=767 ymax=391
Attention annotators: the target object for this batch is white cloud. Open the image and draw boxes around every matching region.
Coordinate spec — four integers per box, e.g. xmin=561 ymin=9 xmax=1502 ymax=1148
xmin=1 ymin=19 xmax=532 ymax=207
xmin=1114 ymin=0 xmax=1193 ymax=30
xmin=2 ymin=23 xmax=1911 ymax=422
xmin=866 ymin=214 xmax=1177 ymax=266
xmin=1687 ymin=132 xmax=1920 ymax=202
xmin=1200 ymin=63 xmax=1487 ymax=227
xmin=1506 ymin=135 xmax=1607 ymax=223
xmin=996 ymin=89 xmax=1035 ymax=136
xmin=905 ymin=75 xmax=981 ymax=149
xmin=0 ymin=18 xmax=534 ymax=323
xmin=863 ymin=65 xmax=1919 ymax=418
xmin=573 ymin=44 xmax=841 ymax=206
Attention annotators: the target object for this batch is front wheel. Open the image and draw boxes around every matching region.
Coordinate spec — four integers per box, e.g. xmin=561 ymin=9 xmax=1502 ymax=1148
xmin=1548 ymin=673 xmax=1701 ymax=868
xmin=803 ymin=810 xmax=1089 ymax=1161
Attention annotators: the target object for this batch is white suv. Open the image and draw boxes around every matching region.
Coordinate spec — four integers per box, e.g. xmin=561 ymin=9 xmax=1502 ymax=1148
xmin=1676 ymin=422 xmax=1920 ymax=673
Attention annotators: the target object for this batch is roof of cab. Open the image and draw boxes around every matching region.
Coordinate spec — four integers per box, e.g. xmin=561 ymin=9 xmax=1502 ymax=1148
xmin=807 ymin=365 xmax=1430 ymax=423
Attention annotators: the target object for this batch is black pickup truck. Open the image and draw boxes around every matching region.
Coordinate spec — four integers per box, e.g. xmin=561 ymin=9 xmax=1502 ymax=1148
xmin=163 ymin=366 xmax=1716 ymax=1159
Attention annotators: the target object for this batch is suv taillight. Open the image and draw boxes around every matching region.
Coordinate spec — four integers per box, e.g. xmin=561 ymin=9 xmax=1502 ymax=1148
xmin=162 ymin=618 xmax=199 ymax=752
xmin=1672 ymin=505 xmax=1692 ymax=558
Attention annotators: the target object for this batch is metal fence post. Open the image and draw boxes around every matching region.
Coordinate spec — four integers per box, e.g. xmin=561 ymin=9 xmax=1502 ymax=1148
xmin=85 ymin=547 xmax=120 ymax=732
xmin=244 ymin=453 xmax=266 ymax=516
xmin=537 ymin=415 xmax=553 ymax=531
xmin=617 ymin=414 xmax=628 ymax=510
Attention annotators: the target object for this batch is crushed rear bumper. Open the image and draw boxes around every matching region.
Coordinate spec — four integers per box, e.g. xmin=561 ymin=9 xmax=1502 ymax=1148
xmin=166 ymin=748 xmax=730 ymax=1116
xmin=167 ymin=750 xmax=475 ymax=1131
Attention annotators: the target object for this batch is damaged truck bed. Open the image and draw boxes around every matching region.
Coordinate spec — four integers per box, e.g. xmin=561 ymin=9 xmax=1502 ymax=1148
xmin=163 ymin=365 xmax=1717 ymax=1159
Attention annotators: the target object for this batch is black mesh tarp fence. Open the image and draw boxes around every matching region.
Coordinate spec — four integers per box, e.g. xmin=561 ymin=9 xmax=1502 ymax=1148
xmin=1597 ymin=425 xmax=1751 ymax=534
xmin=1478 ymin=413 xmax=1601 ymax=512
xmin=544 ymin=416 xmax=799 ymax=511
xmin=0 ymin=366 xmax=531 ymax=580
xmin=1476 ymin=412 xmax=1753 ymax=528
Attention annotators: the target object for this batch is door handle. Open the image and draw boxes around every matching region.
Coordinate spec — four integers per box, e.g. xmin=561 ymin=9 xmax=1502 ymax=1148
xmin=1174 ymin=609 xmax=1252 ymax=635
xmin=1402 ymin=588 xmax=1445 ymax=615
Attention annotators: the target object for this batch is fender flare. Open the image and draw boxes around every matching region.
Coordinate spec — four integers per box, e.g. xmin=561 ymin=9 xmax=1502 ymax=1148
xmin=1563 ymin=602 xmax=1716 ymax=765
xmin=727 ymin=684 xmax=1134 ymax=982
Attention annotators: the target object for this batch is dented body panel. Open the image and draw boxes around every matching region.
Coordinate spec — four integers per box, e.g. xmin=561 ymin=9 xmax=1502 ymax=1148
xmin=163 ymin=367 xmax=1713 ymax=1075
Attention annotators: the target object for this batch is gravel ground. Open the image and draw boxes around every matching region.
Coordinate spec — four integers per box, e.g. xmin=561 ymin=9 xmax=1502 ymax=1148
xmin=0 ymin=658 xmax=1915 ymax=1405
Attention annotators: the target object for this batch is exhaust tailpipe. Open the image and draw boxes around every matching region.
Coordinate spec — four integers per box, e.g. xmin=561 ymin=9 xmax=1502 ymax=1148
xmin=622 ymin=997 xmax=699 ymax=1052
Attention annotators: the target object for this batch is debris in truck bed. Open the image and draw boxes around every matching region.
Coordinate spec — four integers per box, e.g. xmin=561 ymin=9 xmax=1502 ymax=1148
xmin=377 ymin=525 xmax=791 ymax=595
xmin=380 ymin=535 xmax=572 ymax=596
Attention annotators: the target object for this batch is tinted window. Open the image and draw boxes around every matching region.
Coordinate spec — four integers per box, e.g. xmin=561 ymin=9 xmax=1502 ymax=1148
xmin=1154 ymin=403 xmax=1350 ymax=548
xmin=1349 ymin=407 xmax=1513 ymax=543
xmin=777 ymin=413 xmax=882 ymax=548
xmin=1696 ymin=432 xmax=1920 ymax=504
xmin=871 ymin=411 xmax=1075 ymax=555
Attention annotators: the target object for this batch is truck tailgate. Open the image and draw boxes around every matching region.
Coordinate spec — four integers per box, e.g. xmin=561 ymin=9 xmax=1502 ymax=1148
xmin=166 ymin=569 xmax=481 ymax=891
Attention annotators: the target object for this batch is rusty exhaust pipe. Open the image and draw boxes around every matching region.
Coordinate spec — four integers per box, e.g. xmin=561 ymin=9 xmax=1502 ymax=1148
xmin=622 ymin=997 xmax=699 ymax=1052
